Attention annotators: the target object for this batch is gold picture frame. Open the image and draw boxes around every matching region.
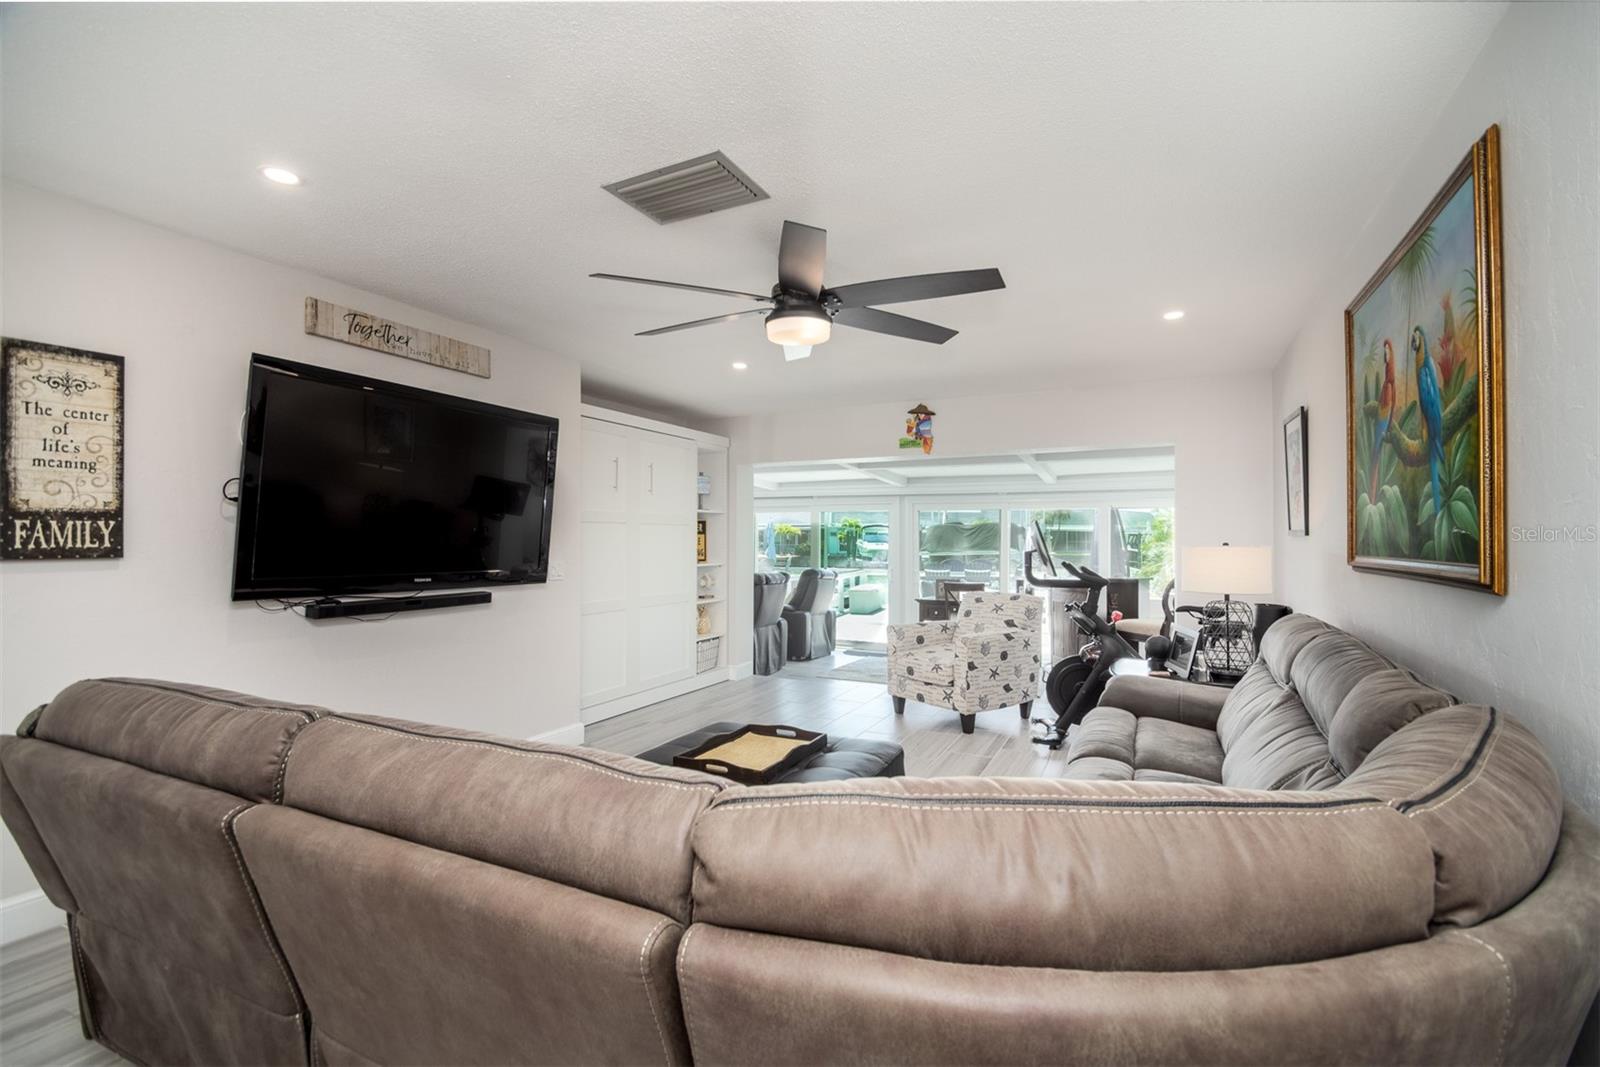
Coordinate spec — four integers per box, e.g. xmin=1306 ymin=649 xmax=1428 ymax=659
xmin=1345 ymin=125 xmax=1504 ymax=595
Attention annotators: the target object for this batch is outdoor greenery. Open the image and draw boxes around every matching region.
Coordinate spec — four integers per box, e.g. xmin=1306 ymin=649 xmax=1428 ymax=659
xmin=833 ymin=517 xmax=865 ymax=567
xmin=1129 ymin=510 xmax=1173 ymax=582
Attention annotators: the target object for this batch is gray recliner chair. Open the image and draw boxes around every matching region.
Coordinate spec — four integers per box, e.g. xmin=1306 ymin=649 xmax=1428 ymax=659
xmin=753 ymin=571 xmax=790 ymax=676
xmin=783 ymin=568 xmax=839 ymax=661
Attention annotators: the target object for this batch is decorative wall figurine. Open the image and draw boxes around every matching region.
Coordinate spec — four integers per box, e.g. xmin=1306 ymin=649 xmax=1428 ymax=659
xmin=899 ymin=403 xmax=935 ymax=454
xmin=1 ymin=337 xmax=125 ymax=559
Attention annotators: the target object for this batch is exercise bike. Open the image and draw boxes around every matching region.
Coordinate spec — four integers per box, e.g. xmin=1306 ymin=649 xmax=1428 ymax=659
xmin=1024 ymin=531 xmax=1139 ymax=750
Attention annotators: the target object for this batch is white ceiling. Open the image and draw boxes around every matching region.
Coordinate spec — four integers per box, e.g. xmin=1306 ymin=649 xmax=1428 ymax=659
xmin=1 ymin=2 xmax=1506 ymax=419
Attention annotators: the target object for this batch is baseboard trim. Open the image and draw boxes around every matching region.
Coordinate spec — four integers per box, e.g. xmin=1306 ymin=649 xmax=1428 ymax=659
xmin=529 ymin=721 xmax=585 ymax=746
xmin=1 ymin=889 xmax=64 ymax=946
xmin=729 ymin=661 xmax=753 ymax=681
xmin=581 ymin=667 xmax=738 ymax=726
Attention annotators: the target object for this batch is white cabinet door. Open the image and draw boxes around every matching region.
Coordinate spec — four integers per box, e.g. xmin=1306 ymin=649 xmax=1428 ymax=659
xmin=580 ymin=421 xmax=629 ymax=521
xmin=579 ymin=418 xmax=697 ymax=712
xmin=632 ymin=430 xmax=695 ymax=519
xmin=633 ymin=513 xmax=694 ymax=690
xmin=630 ymin=428 xmax=695 ymax=690
xmin=579 ymin=608 xmax=630 ymax=710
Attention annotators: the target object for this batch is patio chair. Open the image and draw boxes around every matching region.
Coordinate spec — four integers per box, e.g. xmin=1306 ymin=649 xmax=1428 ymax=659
xmin=783 ymin=568 xmax=839 ymax=661
xmin=753 ymin=571 xmax=790 ymax=675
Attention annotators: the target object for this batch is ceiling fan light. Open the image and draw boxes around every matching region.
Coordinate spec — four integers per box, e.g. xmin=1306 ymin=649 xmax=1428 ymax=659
xmin=765 ymin=307 xmax=831 ymax=347
xmin=782 ymin=344 xmax=812 ymax=362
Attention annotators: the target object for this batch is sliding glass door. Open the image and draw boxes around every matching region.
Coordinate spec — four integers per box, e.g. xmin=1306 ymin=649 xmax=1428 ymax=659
xmin=822 ymin=509 xmax=890 ymax=647
xmin=916 ymin=508 xmax=1001 ymax=596
xmin=755 ymin=504 xmax=894 ymax=650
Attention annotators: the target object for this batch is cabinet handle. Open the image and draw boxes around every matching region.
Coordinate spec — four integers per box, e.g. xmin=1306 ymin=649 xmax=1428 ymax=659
xmin=612 ymin=457 xmax=618 ymax=489
xmin=649 ymin=463 xmax=655 ymax=493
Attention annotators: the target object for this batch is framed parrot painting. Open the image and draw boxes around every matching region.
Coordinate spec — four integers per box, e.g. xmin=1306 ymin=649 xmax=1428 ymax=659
xmin=1345 ymin=125 xmax=1504 ymax=594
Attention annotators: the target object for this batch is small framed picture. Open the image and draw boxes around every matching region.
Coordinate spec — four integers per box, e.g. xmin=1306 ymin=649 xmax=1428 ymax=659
xmin=1284 ymin=406 xmax=1308 ymax=534
xmin=1166 ymin=624 xmax=1201 ymax=681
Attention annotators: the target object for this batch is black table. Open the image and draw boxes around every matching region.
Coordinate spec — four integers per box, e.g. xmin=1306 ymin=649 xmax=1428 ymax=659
xmin=1109 ymin=655 xmax=1239 ymax=689
xmin=637 ymin=721 xmax=905 ymax=783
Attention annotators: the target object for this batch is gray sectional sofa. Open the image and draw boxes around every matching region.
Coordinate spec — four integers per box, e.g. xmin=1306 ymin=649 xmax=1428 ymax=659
xmin=2 ymin=613 xmax=1598 ymax=1065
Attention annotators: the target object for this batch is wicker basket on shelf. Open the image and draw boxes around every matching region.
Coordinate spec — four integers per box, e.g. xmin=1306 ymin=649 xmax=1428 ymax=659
xmin=695 ymin=636 xmax=721 ymax=673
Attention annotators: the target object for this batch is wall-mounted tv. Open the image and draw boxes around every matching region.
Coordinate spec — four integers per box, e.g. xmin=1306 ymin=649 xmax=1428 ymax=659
xmin=231 ymin=354 xmax=558 ymax=600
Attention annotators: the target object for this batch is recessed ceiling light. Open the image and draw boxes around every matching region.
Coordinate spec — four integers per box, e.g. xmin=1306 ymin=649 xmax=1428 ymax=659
xmin=259 ymin=166 xmax=302 ymax=186
xmin=731 ymin=361 xmax=748 ymax=370
xmin=1162 ymin=309 xmax=1185 ymax=321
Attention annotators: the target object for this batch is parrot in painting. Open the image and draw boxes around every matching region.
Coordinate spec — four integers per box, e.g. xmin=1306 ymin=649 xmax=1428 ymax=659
xmin=1369 ymin=339 xmax=1396 ymax=502
xmin=1437 ymin=292 xmax=1460 ymax=384
xmin=1411 ymin=326 xmax=1445 ymax=514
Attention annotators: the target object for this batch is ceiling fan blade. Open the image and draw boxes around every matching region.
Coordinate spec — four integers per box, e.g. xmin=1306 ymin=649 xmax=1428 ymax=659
xmin=777 ymin=221 xmax=827 ymax=298
xmin=590 ymin=273 xmax=772 ymax=304
xmin=832 ymin=306 xmax=957 ymax=345
xmin=825 ymin=268 xmax=1005 ymax=308
xmin=635 ymin=308 xmax=769 ymax=337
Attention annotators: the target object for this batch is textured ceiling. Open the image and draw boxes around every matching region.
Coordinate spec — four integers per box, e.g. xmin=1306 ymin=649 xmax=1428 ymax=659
xmin=1 ymin=2 xmax=1506 ymax=417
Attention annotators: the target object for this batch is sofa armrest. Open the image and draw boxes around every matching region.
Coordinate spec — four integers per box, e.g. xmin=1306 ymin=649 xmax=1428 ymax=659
xmin=1099 ymin=674 xmax=1227 ymax=730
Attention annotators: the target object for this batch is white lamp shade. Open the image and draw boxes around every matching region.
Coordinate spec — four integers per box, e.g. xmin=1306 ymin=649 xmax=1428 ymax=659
xmin=1182 ymin=545 xmax=1273 ymax=596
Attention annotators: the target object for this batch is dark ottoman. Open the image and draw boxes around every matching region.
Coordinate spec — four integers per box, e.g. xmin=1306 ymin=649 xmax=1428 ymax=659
xmin=637 ymin=721 xmax=905 ymax=783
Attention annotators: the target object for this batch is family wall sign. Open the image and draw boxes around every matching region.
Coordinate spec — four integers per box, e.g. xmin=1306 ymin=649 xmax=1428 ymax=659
xmin=1 ymin=337 xmax=125 ymax=559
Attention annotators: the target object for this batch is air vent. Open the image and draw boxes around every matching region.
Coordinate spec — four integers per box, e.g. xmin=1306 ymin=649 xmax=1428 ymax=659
xmin=603 ymin=151 xmax=769 ymax=224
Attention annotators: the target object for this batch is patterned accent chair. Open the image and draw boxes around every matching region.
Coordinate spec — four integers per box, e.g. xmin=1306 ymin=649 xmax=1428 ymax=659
xmin=887 ymin=592 xmax=1044 ymax=733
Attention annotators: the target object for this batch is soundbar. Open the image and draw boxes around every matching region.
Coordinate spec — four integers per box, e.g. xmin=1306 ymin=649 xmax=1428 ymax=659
xmin=302 ymin=591 xmax=492 ymax=619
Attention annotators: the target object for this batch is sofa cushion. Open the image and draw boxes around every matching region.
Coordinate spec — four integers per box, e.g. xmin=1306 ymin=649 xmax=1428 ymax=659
xmin=1342 ymin=705 xmax=1563 ymax=925
xmin=31 ymin=677 xmax=324 ymax=803
xmin=1331 ymin=669 xmax=1457 ymax=774
xmin=278 ymin=713 xmax=727 ymax=922
xmin=1133 ymin=768 xmax=1216 ymax=785
xmin=1058 ymin=756 xmax=1134 ymax=781
xmin=237 ymin=804 xmax=692 ymax=1067
xmin=1215 ymin=663 xmax=1333 ymax=790
xmin=1256 ymin=613 xmax=1330 ymax=684
xmin=1220 ymin=693 xmax=1330 ymax=790
xmin=1291 ymin=630 xmax=1394 ymax=737
xmin=1068 ymin=707 xmax=1137 ymax=765
xmin=691 ymin=776 xmax=1436 ymax=971
xmin=1133 ymin=718 xmax=1224 ymax=783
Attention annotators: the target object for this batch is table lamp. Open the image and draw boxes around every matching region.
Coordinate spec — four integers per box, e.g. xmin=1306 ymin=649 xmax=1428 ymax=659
xmin=1182 ymin=543 xmax=1273 ymax=677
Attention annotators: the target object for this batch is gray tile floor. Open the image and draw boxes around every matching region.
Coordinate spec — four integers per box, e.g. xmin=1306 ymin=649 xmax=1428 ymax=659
xmin=0 ymin=656 xmax=1066 ymax=1065
xmin=0 ymin=925 xmax=118 ymax=1066
xmin=586 ymin=650 xmax=1073 ymax=778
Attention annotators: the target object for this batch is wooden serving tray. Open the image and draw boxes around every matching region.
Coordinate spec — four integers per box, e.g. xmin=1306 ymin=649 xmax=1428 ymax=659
xmin=673 ymin=724 xmax=827 ymax=784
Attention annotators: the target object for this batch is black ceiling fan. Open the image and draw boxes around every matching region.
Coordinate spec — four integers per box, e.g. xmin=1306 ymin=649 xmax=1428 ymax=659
xmin=590 ymin=220 xmax=1004 ymax=357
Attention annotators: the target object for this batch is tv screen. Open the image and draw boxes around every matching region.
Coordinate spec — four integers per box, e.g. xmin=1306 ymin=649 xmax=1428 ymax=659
xmin=231 ymin=355 xmax=558 ymax=600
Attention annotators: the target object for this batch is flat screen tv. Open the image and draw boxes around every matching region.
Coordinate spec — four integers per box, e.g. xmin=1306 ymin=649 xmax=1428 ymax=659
xmin=231 ymin=354 xmax=558 ymax=600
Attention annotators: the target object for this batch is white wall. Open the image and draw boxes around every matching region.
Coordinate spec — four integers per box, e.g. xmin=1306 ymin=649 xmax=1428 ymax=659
xmin=0 ymin=183 xmax=584 ymax=899
xmin=1270 ymin=2 xmax=1599 ymax=816
xmin=713 ymin=372 xmax=1276 ymax=668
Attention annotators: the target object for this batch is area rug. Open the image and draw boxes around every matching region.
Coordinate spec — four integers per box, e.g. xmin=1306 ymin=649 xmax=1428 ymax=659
xmin=824 ymin=652 xmax=888 ymax=684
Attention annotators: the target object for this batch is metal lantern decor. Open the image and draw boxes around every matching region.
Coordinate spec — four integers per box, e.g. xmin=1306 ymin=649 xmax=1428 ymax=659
xmin=1182 ymin=544 xmax=1273 ymax=678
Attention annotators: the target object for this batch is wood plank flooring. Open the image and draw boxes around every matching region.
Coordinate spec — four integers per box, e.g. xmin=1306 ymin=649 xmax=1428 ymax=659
xmin=0 ymin=657 xmax=1066 ymax=1064
xmin=0 ymin=925 xmax=119 ymax=1066
xmin=586 ymin=650 xmax=1075 ymax=778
